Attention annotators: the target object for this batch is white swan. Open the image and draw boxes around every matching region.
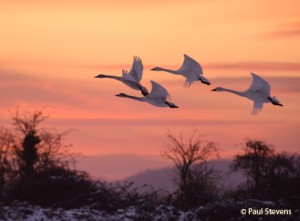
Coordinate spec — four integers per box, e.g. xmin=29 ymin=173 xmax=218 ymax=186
xmin=94 ymin=56 xmax=149 ymax=96
xmin=115 ymin=80 xmax=178 ymax=108
xmin=151 ymin=54 xmax=211 ymax=87
xmin=211 ymin=73 xmax=283 ymax=115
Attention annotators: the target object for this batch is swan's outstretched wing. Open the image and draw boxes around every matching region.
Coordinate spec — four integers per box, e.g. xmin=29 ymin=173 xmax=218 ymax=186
xmin=177 ymin=54 xmax=203 ymax=75
xmin=147 ymin=80 xmax=170 ymax=100
xmin=125 ymin=56 xmax=143 ymax=82
xmin=252 ymin=101 xmax=264 ymax=115
xmin=177 ymin=54 xmax=203 ymax=87
xmin=247 ymin=73 xmax=271 ymax=96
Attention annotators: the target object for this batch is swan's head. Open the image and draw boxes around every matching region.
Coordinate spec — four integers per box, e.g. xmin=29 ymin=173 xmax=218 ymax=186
xmin=211 ymin=87 xmax=224 ymax=92
xmin=115 ymin=93 xmax=128 ymax=97
xmin=94 ymin=74 xmax=106 ymax=78
xmin=151 ymin=67 xmax=161 ymax=71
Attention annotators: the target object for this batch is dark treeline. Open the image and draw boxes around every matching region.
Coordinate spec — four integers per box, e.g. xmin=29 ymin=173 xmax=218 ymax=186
xmin=0 ymin=110 xmax=299 ymax=220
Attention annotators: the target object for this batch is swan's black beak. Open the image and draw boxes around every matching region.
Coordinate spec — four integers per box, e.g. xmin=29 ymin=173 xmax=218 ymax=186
xmin=115 ymin=93 xmax=125 ymax=97
xmin=211 ymin=88 xmax=217 ymax=91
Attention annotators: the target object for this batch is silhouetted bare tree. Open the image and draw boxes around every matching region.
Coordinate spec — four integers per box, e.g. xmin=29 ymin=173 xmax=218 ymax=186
xmin=163 ymin=129 xmax=219 ymax=207
xmin=0 ymin=109 xmax=80 ymax=204
xmin=11 ymin=109 xmax=75 ymax=171
xmin=231 ymin=138 xmax=274 ymax=197
xmin=231 ymin=138 xmax=300 ymax=204
xmin=0 ymin=109 xmax=175 ymax=209
xmin=264 ymin=152 xmax=300 ymax=202
xmin=0 ymin=128 xmax=15 ymax=198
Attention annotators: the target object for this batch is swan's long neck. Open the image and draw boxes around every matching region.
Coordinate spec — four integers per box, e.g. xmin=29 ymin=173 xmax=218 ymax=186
xmin=154 ymin=67 xmax=179 ymax=75
xmin=116 ymin=93 xmax=144 ymax=102
xmin=96 ymin=74 xmax=122 ymax=81
xmin=220 ymin=88 xmax=245 ymax=97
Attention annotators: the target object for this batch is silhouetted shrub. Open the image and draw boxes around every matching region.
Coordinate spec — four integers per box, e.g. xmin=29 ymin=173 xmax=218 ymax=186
xmin=163 ymin=129 xmax=220 ymax=208
xmin=87 ymin=181 xmax=165 ymax=212
xmin=0 ymin=109 xmax=78 ymax=206
xmin=9 ymin=166 xmax=96 ymax=208
xmin=231 ymin=138 xmax=300 ymax=205
xmin=0 ymin=110 xmax=167 ymax=211
xmin=263 ymin=152 xmax=300 ymax=204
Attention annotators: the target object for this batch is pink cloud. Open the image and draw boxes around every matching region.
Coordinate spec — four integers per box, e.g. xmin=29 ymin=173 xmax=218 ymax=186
xmin=77 ymin=61 xmax=300 ymax=74
xmin=262 ymin=21 xmax=300 ymax=38
xmin=205 ymin=62 xmax=300 ymax=72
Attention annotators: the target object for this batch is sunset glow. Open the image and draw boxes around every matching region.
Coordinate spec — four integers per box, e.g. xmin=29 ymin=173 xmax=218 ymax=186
xmin=1 ymin=0 xmax=299 ymax=180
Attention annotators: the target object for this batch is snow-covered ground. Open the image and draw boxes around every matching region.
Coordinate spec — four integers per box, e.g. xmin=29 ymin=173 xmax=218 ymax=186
xmin=0 ymin=200 xmax=299 ymax=221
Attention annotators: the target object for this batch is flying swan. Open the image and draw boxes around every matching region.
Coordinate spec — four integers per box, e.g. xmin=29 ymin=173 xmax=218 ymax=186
xmin=94 ymin=56 xmax=149 ymax=96
xmin=151 ymin=54 xmax=211 ymax=87
xmin=211 ymin=73 xmax=283 ymax=115
xmin=115 ymin=80 xmax=178 ymax=108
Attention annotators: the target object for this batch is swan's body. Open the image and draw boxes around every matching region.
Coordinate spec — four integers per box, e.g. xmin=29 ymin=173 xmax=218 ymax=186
xmin=212 ymin=73 xmax=283 ymax=115
xmin=151 ymin=54 xmax=211 ymax=87
xmin=95 ymin=56 xmax=149 ymax=96
xmin=116 ymin=80 xmax=178 ymax=108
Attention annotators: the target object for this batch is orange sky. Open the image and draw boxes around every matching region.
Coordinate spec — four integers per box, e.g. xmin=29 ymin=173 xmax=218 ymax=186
xmin=0 ymin=1 xmax=300 ymax=180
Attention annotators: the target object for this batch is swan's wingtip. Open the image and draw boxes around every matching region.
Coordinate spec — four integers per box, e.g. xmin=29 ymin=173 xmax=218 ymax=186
xmin=250 ymin=72 xmax=258 ymax=77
